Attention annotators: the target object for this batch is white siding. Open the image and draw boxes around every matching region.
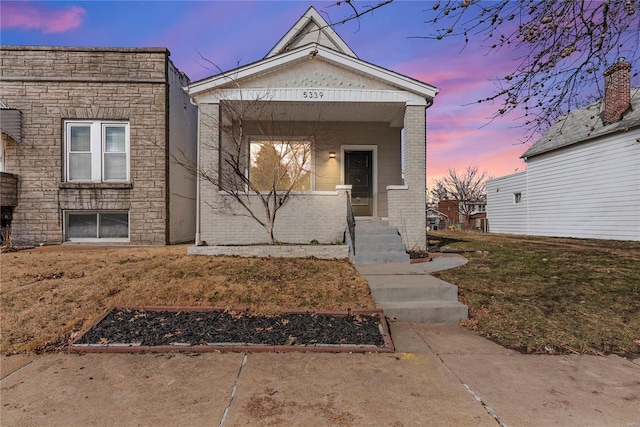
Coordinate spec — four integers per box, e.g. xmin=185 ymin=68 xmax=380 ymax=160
xmin=168 ymin=62 xmax=198 ymax=244
xmin=488 ymin=131 xmax=640 ymax=241
xmin=486 ymin=172 xmax=528 ymax=234
xmin=526 ymin=131 xmax=640 ymax=240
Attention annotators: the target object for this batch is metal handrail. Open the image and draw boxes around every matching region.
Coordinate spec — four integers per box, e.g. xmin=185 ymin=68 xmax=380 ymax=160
xmin=346 ymin=192 xmax=355 ymax=255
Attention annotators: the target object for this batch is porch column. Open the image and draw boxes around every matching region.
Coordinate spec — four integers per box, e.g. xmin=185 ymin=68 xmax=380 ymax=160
xmin=388 ymin=104 xmax=427 ymax=250
xmin=196 ymin=102 xmax=220 ymax=244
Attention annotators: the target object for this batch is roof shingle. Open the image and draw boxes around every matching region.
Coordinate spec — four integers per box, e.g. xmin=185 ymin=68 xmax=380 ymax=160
xmin=522 ymin=88 xmax=640 ymax=158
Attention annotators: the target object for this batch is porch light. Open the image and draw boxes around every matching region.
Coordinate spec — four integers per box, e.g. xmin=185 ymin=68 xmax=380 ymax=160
xmin=329 ymin=151 xmax=336 ymax=158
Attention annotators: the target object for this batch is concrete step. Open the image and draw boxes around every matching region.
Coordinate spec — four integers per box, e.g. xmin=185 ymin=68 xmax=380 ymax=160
xmin=356 ymin=227 xmax=400 ymax=237
xmin=355 ymin=219 xmax=390 ymax=227
xmin=367 ymin=276 xmax=459 ymax=302
xmin=356 ymin=221 xmax=399 ymax=234
xmin=356 ymin=241 xmax=406 ymax=252
xmin=355 ymin=251 xmax=410 ymax=264
xmin=377 ymin=301 xmax=469 ymax=324
xmin=355 ymin=219 xmax=409 ymax=264
xmin=356 ymin=235 xmax=405 ymax=245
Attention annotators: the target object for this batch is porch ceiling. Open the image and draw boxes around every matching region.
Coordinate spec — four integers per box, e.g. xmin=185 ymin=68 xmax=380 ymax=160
xmin=226 ymin=100 xmax=406 ymax=127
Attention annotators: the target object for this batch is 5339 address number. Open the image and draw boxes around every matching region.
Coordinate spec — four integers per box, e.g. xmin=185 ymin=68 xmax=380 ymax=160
xmin=302 ymin=90 xmax=324 ymax=99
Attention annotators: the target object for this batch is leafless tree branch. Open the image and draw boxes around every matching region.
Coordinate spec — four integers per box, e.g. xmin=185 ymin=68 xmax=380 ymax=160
xmin=412 ymin=0 xmax=640 ymax=140
xmin=431 ymin=166 xmax=490 ymax=228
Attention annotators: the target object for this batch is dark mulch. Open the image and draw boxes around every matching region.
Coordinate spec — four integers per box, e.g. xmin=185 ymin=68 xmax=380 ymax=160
xmin=75 ymin=308 xmax=387 ymax=348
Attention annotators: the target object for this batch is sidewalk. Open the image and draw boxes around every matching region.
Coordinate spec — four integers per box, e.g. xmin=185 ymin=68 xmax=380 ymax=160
xmin=2 ymin=323 xmax=639 ymax=426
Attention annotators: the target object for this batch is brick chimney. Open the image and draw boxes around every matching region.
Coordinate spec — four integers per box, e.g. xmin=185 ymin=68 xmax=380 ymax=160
xmin=603 ymin=58 xmax=632 ymax=124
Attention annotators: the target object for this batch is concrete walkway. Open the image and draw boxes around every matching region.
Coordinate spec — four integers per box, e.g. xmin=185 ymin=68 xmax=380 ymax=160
xmin=2 ymin=323 xmax=639 ymax=426
xmin=2 ymin=254 xmax=639 ymax=426
xmin=356 ymin=254 xmax=470 ymax=323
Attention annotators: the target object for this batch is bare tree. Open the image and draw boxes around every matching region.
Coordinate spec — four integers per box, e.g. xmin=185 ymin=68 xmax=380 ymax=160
xmin=429 ymin=181 xmax=451 ymax=203
xmin=432 ymin=166 xmax=489 ymax=227
xmin=413 ymin=0 xmax=640 ymax=138
xmin=198 ymin=99 xmax=319 ymax=244
xmin=293 ymin=1 xmax=639 ymax=137
xmin=324 ymin=0 xmax=394 ymax=28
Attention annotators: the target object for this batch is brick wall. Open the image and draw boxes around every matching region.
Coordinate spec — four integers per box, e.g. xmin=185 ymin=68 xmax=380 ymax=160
xmin=197 ymin=103 xmax=352 ymax=245
xmin=0 ymin=46 xmax=174 ymax=245
xmin=201 ymin=190 xmax=349 ymax=245
xmin=388 ymin=105 xmax=427 ymax=250
xmin=603 ymin=59 xmax=632 ymax=124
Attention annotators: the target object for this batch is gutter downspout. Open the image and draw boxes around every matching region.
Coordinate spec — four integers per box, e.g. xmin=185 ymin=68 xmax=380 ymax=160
xmin=524 ymin=157 xmax=529 ymax=236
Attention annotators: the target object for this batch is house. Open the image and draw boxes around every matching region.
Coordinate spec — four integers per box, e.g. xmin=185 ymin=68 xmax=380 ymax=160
xmin=486 ymin=59 xmax=640 ymax=241
xmin=437 ymin=200 xmax=461 ymax=226
xmin=186 ymin=7 xmax=438 ymax=252
xmin=437 ymin=199 xmax=486 ymax=230
xmin=0 ymin=46 xmax=197 ymax=245
xmin=426 ymin=207 xmax=449 ymax=231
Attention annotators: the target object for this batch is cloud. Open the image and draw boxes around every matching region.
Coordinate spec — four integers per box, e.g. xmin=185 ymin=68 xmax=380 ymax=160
xmin=1 ymin=2 xmax=85 ymax=34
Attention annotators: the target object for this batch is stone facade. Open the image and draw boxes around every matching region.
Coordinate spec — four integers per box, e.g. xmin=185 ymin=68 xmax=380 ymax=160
xmin=0 ymin=46 xmax=197 ymax=245
xmin=0 ymin=172 xmax=18 ymax=207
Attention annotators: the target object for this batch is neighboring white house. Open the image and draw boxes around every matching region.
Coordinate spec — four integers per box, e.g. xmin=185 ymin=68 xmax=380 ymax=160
xmin=487 ymin=59 xmax=640 ymax=241
xmin=186 ymin=7 xmax=438 ymax=250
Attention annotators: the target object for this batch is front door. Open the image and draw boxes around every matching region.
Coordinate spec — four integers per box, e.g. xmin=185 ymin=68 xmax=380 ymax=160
xmin=345 ymin=151 xmax=373 ymax=216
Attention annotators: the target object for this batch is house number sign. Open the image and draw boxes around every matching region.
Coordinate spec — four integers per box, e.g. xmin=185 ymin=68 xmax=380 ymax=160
xmin=302 ymin=90 xmax=324 ymax=99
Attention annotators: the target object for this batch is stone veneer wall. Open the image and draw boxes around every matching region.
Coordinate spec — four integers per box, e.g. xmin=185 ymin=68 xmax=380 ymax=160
xmin=0 ymin=46 xmax=173 ymax=245
xmin=0 ymin=172 xmax=18 ymax=207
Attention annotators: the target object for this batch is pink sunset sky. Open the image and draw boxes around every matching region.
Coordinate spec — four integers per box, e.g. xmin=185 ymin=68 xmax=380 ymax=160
xmin=0 ymin=1 xmax=575 ymax=189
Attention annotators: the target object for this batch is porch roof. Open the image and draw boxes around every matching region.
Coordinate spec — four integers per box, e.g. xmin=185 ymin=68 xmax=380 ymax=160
xmin=187 ymin=43 xmax=438 ymax=102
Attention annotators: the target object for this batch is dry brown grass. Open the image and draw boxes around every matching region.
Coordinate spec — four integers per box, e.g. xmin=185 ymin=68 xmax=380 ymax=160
xmin=429 ymin=231 xmax=640 ymax=357
xmin=0 ymin=245 xmax=375 ymax=355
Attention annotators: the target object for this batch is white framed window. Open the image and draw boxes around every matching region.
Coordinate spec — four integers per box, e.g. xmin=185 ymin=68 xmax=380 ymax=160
xmin=65 ymin=211 xmax=129 ymax=241
xmin=65 ymin=121 xmax=130 ymax=182
xmin=248 ymin=139 xmax=313 ymax=191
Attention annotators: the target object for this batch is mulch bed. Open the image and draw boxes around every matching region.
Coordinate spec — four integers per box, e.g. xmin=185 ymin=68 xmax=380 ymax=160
xmin=70 ymin=307 xmax=394 ymax=353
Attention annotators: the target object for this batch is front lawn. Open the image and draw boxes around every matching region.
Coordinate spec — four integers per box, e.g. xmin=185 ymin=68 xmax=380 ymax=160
xmin=3 ymin=233 xmax=638 ymax=358
xmin=429 ymin=231 xmax=640 ymax=357
xmin=0 ymin=245 xmax=375 ymax=354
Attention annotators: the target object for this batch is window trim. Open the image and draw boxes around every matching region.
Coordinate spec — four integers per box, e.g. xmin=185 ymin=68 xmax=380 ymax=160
xmin=64 ymin=120 xmax=130 ymax=183
xmin=65 ymin=211 xmax=130 ymax=242
xmin=247 ymin=137 xmax=315 ymax=192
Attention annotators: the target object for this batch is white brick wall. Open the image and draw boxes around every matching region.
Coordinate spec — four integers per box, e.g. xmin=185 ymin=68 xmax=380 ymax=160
xmin=388 ymin=105 xmax=427 ymax=250
xmin=199 ymin=189 xmax=349 ymax=245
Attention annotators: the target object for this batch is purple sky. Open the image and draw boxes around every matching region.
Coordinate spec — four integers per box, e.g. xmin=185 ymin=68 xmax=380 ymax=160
xmin=1 ymin=1 xmax=617 ymax=189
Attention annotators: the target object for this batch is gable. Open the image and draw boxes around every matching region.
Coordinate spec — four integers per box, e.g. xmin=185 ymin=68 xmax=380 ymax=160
xmin=236 ymin=57 xmax=400 ymax=91
xmin=266 ymin=7 xmax=356 ymax=58
xmin=188 ymin=44 xmax=438 ymax=101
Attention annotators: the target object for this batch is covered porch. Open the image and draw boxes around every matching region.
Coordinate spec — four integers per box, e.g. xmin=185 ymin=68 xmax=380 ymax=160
xmin=186 ymin=7 xmax=437 ymax=252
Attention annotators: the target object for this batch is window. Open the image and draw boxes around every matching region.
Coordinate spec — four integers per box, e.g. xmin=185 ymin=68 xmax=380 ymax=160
xmin=65 ymin=121 xmax=129 ymax=182
xmin=66 ymin=211 xmax=129 ymax=241
xmin=249 ymin=140 xmax=312 ymax=191
xmin=514 ymin=192 xmax=522 ymax=204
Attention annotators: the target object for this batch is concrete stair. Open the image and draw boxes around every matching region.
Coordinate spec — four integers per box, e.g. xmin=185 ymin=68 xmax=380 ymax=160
xmin=355 ymin=219 xmax=409 ymax=264
xmin=357 ymin=262 xmax=469 ymax=324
